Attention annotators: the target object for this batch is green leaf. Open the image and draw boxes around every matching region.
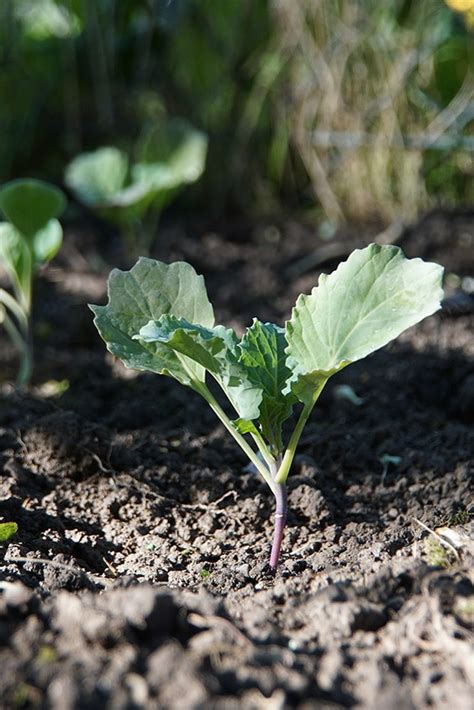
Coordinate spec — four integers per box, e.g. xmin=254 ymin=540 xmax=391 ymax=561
xmin=90 ymin=258 xmax=215 ymax=388
xmin=134 ymin=118 xmax=208 ymax=192
xmin=0 ymin=222 xmax=32 ymax=295
xmin=0 ymin=522 xmax=18 ymax=542
xmin=32 ymin=219 xmax=63 ymax=265
xmin=138 ymin=316 xmax=231 ymax=374
xmin=65 ymin=147 xmax=128 ymax=206
xmin=238 ymin=320 xmax=295 ymax=453
xmin=137 ymin=315 xmax=262 ymax=419
xmin=285 ymin=244 xmax=444 ymax=403
xmin=16 ymin=0 xmax=83 ymax=40
xmin=0 ymin=179 xmax=66 ymax=240
xmin=64 ymin=122 xmax=206 ymax=230
xmin=232 ymin=418 xmax=260 ymax=436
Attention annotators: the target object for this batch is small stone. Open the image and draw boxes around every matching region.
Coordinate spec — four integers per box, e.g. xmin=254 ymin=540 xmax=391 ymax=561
xmin=236 ymin=563 xmax=250 ymax=578
xmin=0 ymin=582 xmax=34 ymax=614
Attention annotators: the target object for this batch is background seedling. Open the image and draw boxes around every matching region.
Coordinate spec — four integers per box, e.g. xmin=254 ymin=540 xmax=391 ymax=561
xmin=333 ymin=384 xmax=364 ymax=406
xmin=65 ymin=118 xmax=207 ymax=259
xmin=91 ymin=244 xmax=443 ymax=570
xmin=0 ymin=178 xmax=66 ymax=386
xmin=379 ymin=454 xmax=402 ymax=484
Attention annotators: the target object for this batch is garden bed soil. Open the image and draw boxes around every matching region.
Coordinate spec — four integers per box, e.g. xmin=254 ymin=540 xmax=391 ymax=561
xmin=0 ymin=210 xmax=473 ymax=709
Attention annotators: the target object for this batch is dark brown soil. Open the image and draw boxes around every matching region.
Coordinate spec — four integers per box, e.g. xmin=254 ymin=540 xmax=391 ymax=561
xmin=0 ymin=211 xmax=473 ymax=709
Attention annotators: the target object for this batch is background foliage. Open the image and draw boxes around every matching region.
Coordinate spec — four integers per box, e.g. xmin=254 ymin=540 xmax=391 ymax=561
xmin=0 ymin=0 xmax=472 ymax=224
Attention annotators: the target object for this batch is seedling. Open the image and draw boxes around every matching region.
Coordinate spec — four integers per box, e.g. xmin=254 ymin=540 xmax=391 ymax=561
xmin=0 ymin=179 xmax=66 ymax=386
xmin=379 ymin=453 xmax=402 ymax=484
xmin=91 ymin=244 xmax=443 ymax=570
xmin=65 ymin=118 xmax=207 ymax=258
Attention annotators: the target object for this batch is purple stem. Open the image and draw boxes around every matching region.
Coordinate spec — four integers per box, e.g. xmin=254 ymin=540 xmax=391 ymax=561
xmin=269 ymin=483 xmax=288 ymax=571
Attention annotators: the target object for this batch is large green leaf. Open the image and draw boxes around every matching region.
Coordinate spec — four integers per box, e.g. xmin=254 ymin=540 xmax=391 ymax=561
xmin=286 ymin=244 xmax=444 ymax=403
xmin=137 ymin=315 xmax=262 ymax=419
xmin=90 ymin=259 xmax=214 ymax=388
xmin=0 ymin=179 xmax=66 ymax=240
xmin=65 ymin=147 xmax=128 ymax=206
xmin=238 ymin=320 xmax=295 ymax=453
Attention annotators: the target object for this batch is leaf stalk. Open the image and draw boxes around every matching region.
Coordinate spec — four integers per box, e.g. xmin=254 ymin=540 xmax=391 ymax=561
xmin=194 ymin=380 xmax=277 ymax=493
xmin=275 ymin=377 xmax=328 ymax=485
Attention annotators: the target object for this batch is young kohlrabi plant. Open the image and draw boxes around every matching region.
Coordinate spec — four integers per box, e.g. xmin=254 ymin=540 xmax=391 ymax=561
xmin=91 ymin=244 xmax=443 ymax=569
xmin=65 ymin=118 xmax=207 ymax=259
xmin=0 ymin=178 xmax=66 ymax=386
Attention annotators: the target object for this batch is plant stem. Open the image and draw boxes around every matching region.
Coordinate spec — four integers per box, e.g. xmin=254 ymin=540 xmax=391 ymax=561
xmin=170 ymin=353 xmax=275 ymax=490
xmin=250 ymin=432 xmax=276 ymax=470
xmin=0 ymin=289 xmax=28 ymax=330
xmin=197 ymin=382 xmax=276 ymax=492
xmin=2 ymin=312 xmax=31 ymax=388
xmin=17 ymin=315 xmax=33 ymax=388
xmin=275 ymin=377 xmax=328 ymax=484
xmin=2 ymin=312 xmax=26 ymax=353
xmin=18 ymin=266 xmax=33 ymax=388
xmin=269 ymin=483 xmax=288 ymax=570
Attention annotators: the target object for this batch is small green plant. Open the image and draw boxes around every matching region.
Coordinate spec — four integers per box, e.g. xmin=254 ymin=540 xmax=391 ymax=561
xmin=65 ymin=118 xmax=207 ymax=258
xmin=424 ymin=537 xmax=451 ymax=568
xmin=91 ymin=244 xmax=443 ymax=570
xmin=0 ymin=522 xmax=18 ymax=541
xmin=0 ymin=178 xmax=66 ymax=386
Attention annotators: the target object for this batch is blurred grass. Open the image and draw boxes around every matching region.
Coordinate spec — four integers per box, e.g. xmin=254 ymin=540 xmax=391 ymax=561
xmin=273 ymin=0 xmax=473 ymax=224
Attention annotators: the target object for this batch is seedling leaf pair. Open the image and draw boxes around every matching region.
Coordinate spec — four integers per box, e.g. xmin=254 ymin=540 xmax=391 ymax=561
xmin=0 ymin=179 xmax=66 ymax=385
xmin=65 ymin=118 xmax=208 ymax=256
xmin=92 ymin=244 xmax=444 ymax=569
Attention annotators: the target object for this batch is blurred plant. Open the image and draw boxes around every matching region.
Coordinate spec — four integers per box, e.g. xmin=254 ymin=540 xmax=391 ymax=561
xmin=272 ymin=0 xmax=474 ymax=225
xmin=14 ymin=0 xmax=83 ymax=40
xmin=444 ymin=0 xmax=474 ymax=28
xmin=0 ymin=179 xmax=66 ymax=386
xmin=0 ymin=0 xmax=284 ymax=213
xmin=65 ymin=118 xmax=207 ymax=257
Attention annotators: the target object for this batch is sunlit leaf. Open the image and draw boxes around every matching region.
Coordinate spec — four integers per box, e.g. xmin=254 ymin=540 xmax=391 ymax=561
xmin=32 ymin=219 xmax=63 ymax=264
xmin=90 ymin=258 xmax=214 ymax=388
xmin=134 ymin=118 xmax=208 ymax=191
xmin=137 ymin=315 xmax=262 ymax=419
xmin=285 ymin=244 xmax=444 ymax=403
xmin=65 ymin=147 xmax=128 ymax=206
